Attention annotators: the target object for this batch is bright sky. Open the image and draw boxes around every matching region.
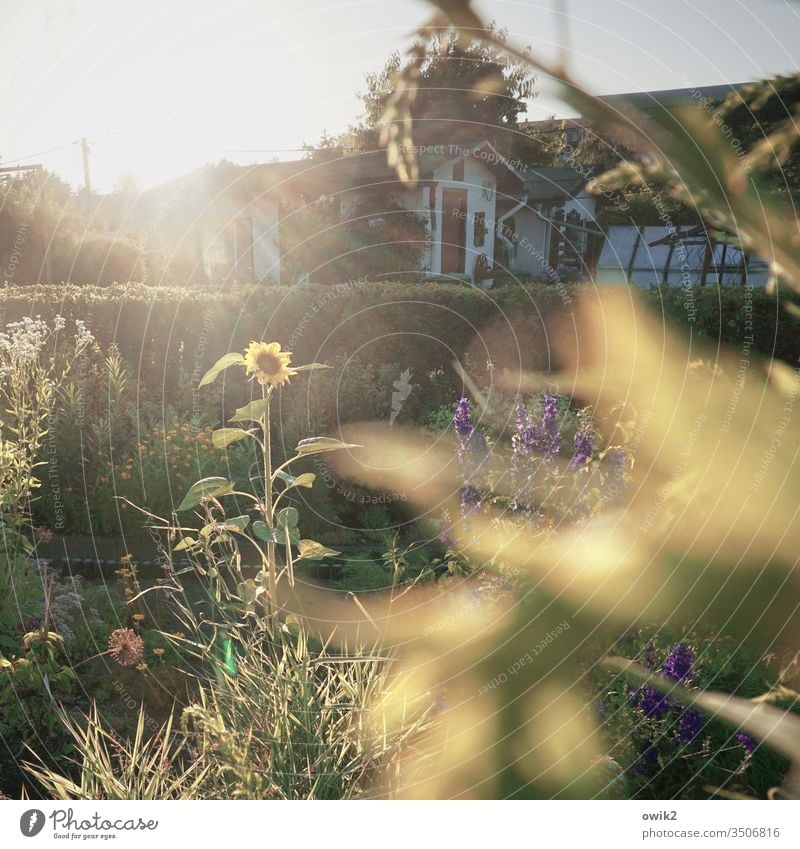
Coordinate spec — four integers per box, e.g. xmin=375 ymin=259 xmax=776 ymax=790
xmin=2 ymin=0 xmax=799 ymax=191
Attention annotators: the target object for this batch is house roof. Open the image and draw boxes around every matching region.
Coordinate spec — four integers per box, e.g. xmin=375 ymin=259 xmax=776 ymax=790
xmin=523 ymin=167 xmax=589 ymax=202
xmin=599 ymin=82 xmax=749 ymax=111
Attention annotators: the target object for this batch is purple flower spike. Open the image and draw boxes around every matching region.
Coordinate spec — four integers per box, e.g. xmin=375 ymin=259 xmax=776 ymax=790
xmin=662 ymin=643 xmax=693 ymax=682
xmin=454 ymin=396 xmax=475 ymax=441
xmin=539 ymin=393 xmax=561 ymax=457
xmin=675 ymin=708 xmax=704 ymax=744
xmin=630 ymin=685 xmax=670 ymax=719
xmin=735 ymin=731 xmax=757 ymax=753
xmin=569 ymin=426 xmax=594 ymax=470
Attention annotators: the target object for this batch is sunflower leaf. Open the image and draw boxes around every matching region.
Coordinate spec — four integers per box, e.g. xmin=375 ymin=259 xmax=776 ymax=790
xmin=293 ymin=363 xmax=332 ymax=373
xmin=296 ymin=539 xmax=340 ymax=561
xmin=177 ymin=477 xmax=235 ymax=510
xmin=295 ymin=437 xmax=361 ymax=456
xmin=198 ymin=353 xmax=245 ymax=388
xmin=229 ymin=399 xmax=269 ymax=423
xmin=276 ymin=470 xmax=316 ymax=491
xmin=252 ymin=520 xmax=298 ymax=545
xmin=276 ymin=507 xmax=299 ymax=528
xmin=212 ymin=427 xmax=252 ymax=449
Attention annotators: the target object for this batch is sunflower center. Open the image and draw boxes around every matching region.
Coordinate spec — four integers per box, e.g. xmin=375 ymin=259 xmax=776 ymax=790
xmin=256 ymin=352 xmax=282 ymax=375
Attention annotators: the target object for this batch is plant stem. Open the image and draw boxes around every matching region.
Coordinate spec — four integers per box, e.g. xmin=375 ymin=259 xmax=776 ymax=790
xmin=261 ymin=386 xmax=278 ymax=627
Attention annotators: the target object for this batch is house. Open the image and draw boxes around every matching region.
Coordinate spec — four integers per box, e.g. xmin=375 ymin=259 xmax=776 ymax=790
xmin=142 ymin=141 xmax=599 ymax=286
xmin=142 ymin=82 xmax=765 ymax=289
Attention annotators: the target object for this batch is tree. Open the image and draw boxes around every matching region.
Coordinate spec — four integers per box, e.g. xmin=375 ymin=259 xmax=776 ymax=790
xmin=364 ymin=26 xmax=534 ymax=149
xmin=306 ymin=25 xmax=541 ymax=164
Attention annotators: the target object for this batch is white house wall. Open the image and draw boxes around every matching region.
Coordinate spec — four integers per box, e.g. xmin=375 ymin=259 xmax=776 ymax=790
xmin=251 ymin=201 xmax=281 ymax=284
xmin=503 ymin=207 xmax=550 ymax=277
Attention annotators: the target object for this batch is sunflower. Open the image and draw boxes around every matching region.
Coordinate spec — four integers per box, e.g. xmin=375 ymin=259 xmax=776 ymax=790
xmin=244 ymin=341 xmax=297 ymax=389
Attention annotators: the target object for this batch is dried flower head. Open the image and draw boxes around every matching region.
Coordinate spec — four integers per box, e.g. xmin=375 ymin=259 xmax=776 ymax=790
xmin=107 ymin=628 xmax=144 ymax=667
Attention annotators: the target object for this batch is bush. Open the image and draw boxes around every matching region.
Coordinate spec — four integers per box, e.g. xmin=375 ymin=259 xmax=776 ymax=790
xmin=3 ymin=281 xmax=793 ymax=540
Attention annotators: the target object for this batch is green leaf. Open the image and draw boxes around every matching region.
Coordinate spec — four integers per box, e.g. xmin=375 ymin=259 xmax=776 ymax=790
xmin=198 ymin=353 xmax=245 ymax=388
xmin=296 ymin=539 xmax=340 ymax=561
xmin=236 ymin=579 xmax=264 ymax=606
xmin=252 ymin=520 xmax=298 ymax=545
xmin=229 ymin=399 xmax=269 ymax=423
xmin=276 ymin=470 xmax=316 ymax=489
xmin=292 ymin=363 xmax=332 ymax=373
xmin=295 ymin=437 xmax=361 ymax=456
xmin=212 ymin=427 xmax=252 ymax=449
xmin=276 ymin=507 xmax=299 ymax=528
xmin=222 ymin=515 xmax=250 ymax=533
xmin=173 ymin=536 xmax=197 ymax=552
xmin=177 ymin=477 xmax=235 ymax=511
xmin=252 ymin=520 xmax=271 ymax=541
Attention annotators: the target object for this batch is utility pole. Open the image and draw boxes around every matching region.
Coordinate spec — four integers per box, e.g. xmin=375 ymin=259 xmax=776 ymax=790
xmin=81 ymin=136 xmax=92 ymax=204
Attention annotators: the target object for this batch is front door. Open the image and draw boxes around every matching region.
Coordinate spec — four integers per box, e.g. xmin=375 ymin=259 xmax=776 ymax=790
xmin=441 ymin=189 xmax=468 ymax=274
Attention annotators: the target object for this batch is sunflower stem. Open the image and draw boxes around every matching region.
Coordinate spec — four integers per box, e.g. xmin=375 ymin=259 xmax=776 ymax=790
xmin=261 ymin=385 xmax=278 ymax=628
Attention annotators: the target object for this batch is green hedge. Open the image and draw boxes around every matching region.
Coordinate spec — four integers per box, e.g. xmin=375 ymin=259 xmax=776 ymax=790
xmin=0 ymin=281 xmax=793 ymax=403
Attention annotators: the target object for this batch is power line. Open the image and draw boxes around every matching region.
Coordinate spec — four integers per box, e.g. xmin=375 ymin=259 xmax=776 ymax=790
xmin=0 ymin=141 xmax=79 ymax=165
xmin=190 ymin=146 xmax=379 ymax=153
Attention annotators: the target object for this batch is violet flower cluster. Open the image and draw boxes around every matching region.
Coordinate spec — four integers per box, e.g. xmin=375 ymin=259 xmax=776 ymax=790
xmin=627 ymin=643 xmax=705 ymax=761
xmin=569 ymin=426 xmax=595 ymax=470
xmin=453 ymin=396 xmax=490 ymax=519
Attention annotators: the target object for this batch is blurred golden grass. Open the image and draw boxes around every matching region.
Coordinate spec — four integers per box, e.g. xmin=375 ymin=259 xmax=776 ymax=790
xmin=278 ymin=286 xmax=800 ymax=797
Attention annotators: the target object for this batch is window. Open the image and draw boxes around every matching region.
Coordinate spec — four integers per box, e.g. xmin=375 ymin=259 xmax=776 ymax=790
xmin=453 ymin=159 xmax=464 ymax=181
xmin=473 ymin=211 xmax=486 ymax=247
